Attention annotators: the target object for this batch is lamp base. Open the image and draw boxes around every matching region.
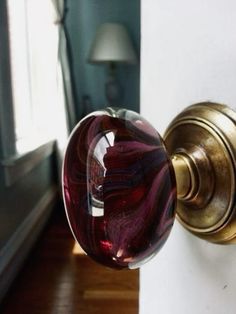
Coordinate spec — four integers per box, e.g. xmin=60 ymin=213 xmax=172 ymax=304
xmin=105 ymin=63 xmax=123 ymax=106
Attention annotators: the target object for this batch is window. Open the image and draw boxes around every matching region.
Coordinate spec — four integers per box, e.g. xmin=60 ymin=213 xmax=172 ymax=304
xmin=7 ymin=0 xmax=68 ymax=154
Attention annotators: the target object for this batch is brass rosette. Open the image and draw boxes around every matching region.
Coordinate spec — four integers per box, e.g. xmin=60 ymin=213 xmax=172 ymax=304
xmin=164 ymin=102 xmax=236 ymax=243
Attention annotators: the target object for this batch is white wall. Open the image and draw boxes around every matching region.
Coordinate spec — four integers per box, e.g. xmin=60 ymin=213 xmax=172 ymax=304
xmin=140 ymin=1 xmax=236 ymax=313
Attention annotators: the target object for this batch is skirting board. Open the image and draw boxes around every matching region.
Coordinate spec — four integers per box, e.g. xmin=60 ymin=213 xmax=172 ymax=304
xmin=0 ymin=185 xmax=58 ymax=303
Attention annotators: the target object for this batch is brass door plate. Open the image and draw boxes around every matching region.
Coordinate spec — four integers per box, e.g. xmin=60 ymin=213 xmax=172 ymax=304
xmin=164 ymin=102 xmax=236 ymax=244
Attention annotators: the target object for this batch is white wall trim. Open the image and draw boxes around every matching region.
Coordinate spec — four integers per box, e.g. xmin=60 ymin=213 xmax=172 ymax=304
xmin=1 ymin=140 xmax=56 ymax=187
xmin=0 ymin=185 xmax=58 ymax=302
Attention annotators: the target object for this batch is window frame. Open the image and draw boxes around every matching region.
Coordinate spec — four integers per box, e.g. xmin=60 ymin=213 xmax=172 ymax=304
xmin=0 ymin=0 xmax=56 ymax=187
xmin=0 ymin=1 xmax=16 ymax=160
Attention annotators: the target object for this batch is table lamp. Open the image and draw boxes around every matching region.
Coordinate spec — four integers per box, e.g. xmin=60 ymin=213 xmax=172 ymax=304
xmin=88 ymin=23 xmax=138 ymax=106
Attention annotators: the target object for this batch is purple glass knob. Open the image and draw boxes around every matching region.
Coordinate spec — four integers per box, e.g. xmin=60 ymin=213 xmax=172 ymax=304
xmin=63 ymin=108 xmax=176 ymax=269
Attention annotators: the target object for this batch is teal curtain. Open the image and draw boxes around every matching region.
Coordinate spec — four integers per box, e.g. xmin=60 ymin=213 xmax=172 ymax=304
xmin=51 ymin=0 xmax=76 ymax=131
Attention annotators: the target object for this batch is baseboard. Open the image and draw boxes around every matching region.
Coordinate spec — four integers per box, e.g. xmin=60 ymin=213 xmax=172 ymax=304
xmin=0 ymin=185 xmax=58 ymax=303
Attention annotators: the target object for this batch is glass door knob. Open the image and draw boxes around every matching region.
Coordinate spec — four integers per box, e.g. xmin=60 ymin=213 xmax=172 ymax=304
xmin=63 ymin=103 xmax=236 ymax=269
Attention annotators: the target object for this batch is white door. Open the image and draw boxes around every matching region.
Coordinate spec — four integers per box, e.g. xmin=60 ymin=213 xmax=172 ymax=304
xmin=140 ymin=1 xmax=236 ymax=313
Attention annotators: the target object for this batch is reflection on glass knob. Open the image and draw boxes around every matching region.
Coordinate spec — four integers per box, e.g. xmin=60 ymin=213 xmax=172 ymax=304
xmin=63 ymin=108 xmax=176 ymax=269
xmin=63 ymin=103 xmax=236 ymax=269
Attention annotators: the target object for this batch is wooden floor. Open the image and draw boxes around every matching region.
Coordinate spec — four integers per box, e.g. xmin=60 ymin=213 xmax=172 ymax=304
xmin=0 ymin=203 xmax=139 ymax=314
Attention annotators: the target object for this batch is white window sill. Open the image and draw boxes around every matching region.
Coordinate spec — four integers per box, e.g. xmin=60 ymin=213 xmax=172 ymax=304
xmin=1 ymin=140 xmax=56 ymax=187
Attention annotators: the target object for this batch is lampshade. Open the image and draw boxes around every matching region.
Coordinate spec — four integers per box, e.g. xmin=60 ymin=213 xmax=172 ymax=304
xmin=88 ymin=23 xmax=138 ymax=65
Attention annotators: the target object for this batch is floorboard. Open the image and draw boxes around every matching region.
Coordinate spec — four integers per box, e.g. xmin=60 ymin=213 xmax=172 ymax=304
xmin=0 ymin=203 xmax=139 ymax=314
